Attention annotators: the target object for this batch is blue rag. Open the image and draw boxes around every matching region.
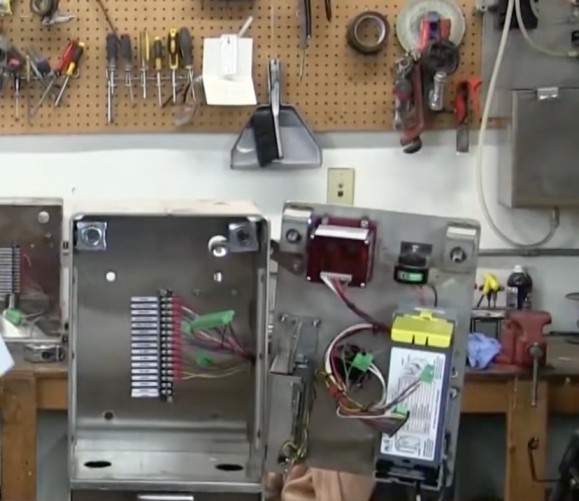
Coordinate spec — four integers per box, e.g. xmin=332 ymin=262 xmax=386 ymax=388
xmin=467 ymin=333 xmax=501 ymax=370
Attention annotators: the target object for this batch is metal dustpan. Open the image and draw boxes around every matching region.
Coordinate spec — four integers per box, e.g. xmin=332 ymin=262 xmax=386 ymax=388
xmin=230 ymin=59 xmax=322 ymax=170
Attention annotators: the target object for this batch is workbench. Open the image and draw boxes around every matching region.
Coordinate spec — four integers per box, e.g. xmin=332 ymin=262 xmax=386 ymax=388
xmin=2 ymin=343 xmax=579 ymax=501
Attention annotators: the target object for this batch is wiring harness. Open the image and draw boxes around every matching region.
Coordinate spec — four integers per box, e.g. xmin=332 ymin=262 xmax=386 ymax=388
xmin=179 ymin=305 xmax=254 ymax=381
xmin=319 ymin=275 xmax=432 ymax=435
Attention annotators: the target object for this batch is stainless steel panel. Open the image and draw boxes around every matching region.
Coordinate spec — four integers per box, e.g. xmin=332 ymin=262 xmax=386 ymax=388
xmin=498 ymin=88 xmax=579 ymax=207
xmin=71 ymin=491 xmax=262 ymax=501
xmin=69 ymin=212 xmax=269 ymax=493
xmin=481 ymin=3 xmax=579 ymax=94
xmin=0 ymin=200 xmax=62 ymax=342
xmin=268 ymin=202 xmax=480 ymax=490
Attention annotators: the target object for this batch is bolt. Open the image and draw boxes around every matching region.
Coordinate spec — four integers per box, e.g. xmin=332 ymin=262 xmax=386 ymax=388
xmin=37 ymin=211 xmax=50 ymax=224
xmin=285 ymin=229 xmax=302 ymax=244
xmin=449 ymin=388 xmax=459 ymax=399
xmin=213 ymin=271 xmax=224 ymax=282
xmin=450 ymin=246 xmax=467 ymax=263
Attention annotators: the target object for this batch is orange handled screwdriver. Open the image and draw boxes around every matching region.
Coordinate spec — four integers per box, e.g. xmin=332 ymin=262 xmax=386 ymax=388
xmin=54 ymin=41 xmax=85 ymax=107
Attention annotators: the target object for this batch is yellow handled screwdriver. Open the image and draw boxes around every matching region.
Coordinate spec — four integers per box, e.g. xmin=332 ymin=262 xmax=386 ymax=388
xmin=167 ymin=28 xmax=179 ymax=104
xmin=138 ymin=30 xmax=150 ymax=99
xmin=153 ymin=37 xmax=163 ymax=107
xmin=54 ymin=42 xmax=85 ymax=107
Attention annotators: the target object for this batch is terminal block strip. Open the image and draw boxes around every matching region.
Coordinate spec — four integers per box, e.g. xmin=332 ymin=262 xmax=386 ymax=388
xmin=130 ymin=290 xmax=182 ymax=402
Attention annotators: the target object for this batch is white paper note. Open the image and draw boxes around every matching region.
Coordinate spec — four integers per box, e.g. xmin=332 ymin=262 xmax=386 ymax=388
xmin=202 ymin=37 xmax=257 ymax=106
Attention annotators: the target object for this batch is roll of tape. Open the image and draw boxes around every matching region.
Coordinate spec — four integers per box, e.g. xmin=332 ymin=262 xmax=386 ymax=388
xmin=347 ymin=11 xmax=390 ymax=55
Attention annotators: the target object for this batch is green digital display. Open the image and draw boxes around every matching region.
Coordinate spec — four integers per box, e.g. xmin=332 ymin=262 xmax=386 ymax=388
xmin=397 ymin=270 xmax=425 ymax=283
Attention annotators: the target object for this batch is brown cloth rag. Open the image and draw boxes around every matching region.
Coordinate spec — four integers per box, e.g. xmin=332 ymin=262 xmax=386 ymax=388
xmin=266 ymin=467 xmax=375 ymax=501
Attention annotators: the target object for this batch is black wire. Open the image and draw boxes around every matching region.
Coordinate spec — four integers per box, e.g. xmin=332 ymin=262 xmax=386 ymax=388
xmin=426 ymin=283 xmax=438 ymax=307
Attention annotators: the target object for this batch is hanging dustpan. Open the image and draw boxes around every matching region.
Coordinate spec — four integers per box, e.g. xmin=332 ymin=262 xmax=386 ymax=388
xmin=230 ymin=59 xmax=323 ymax=170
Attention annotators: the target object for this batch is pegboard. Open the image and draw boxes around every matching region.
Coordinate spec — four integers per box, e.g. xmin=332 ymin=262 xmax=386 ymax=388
xmin=0 ymin=0 xmax=482 ymax=134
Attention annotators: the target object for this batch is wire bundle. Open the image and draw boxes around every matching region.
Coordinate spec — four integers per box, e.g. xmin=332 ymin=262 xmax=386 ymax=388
xmin=179 ymin=305 xmax=253 ymax=380
xmin=321 ymin=322 xmax=421 ymax=435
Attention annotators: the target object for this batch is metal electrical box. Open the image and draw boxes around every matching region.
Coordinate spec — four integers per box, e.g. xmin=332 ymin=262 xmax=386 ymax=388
xmin=68 ymin=201 xmax=269 ymax=501
xmin=268 ymin=202 xmax=480 ymax=494
xmin=0 ymin=199 xmax=63 ymax=343
xmin=498 ymin=88 xmax=579 ymax=208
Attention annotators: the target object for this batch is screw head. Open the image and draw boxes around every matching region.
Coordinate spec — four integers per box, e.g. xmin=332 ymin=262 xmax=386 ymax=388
xmin=285 ymin=229 xmax=302 ymax=244
xmin=450 ymin=246 xmax=467 ymax=263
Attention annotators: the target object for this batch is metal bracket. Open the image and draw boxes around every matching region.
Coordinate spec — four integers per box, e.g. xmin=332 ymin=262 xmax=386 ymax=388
xmin=270 ymin=314 xmax=320 ymax=375
xmin=474 ymin=0 xmax=499 ymax=13
xmin=73 ymin=221 xmax=107 ymax=251
xmin=441 ymin=223 xmax=478 ymax=273
xmin=537 ymin=87 xmax=559 ymax=101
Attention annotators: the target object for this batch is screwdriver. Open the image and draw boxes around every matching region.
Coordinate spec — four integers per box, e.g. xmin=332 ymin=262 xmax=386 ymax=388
xmin=138 ymin=30 xmax=149 ymax=99
xmin=153 ymin=37 xmax=163 ymax=107
xmin=178 ymin=27 xmax=196 ymax=103
xmin=120 ymin=34 xmax=134 ymax=106
xmin=54 ymin=41 xmax=85 ymax=107
xmin=105 ymin=33 xmax=119 ymax=124
xmin=31 ymin=40 xmax=76 ymax=117
xmin=25 ymin=55 xmax=31 ymax=123
xmin=167 ymin=28 xmax=179 ymax=104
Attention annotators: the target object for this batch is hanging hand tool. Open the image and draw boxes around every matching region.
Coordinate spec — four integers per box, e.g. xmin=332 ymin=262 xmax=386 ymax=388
xmin=54 ymin=41 xmax=84 ymax=107
xmin=298 ymin=0 xmax=312 ymax=80
xmin=30 ymin=0 xmax=75 ymax=25
xmin=153 ymin=37 xmax=163 ymax=107
xmin=31 ymin=40 xmax=76 ymax=117
xmin=324 ymin=0 xmax=331 ymax=21
xmin=454 ymin=76 xmax=481 ymax=153
xmin=25 ymin=55 xmax=31 ymax=123
xmin=8 ymin=55 xmax=22 ymax=120
xmin=167 ymin=28 xmax=179 ymax=104
xmin=105 ymin=33 xmax=119 ymax=124
xmin=120 ymin=34 xmax=135 ymax=106
xmin=178 ymin=27 xmax=195 ymax=103
xmin=26 ymin=48 xmax=51 ymax=83
xmin=138 ymin=30 xmax=149 ymax=99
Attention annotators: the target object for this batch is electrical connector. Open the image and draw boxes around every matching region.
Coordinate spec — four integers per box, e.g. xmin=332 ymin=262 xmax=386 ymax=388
xmin=3 ymin=307 xmax=23 ymax=326
xmin=187 ymin=310 xmax=235 ymax=331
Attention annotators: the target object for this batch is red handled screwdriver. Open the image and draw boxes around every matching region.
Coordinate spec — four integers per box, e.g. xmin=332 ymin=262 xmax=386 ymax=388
xmin=54 ymin=41 xmax=85 ymax=107
xmin=32 ymin=40 xmax=77 ymax=116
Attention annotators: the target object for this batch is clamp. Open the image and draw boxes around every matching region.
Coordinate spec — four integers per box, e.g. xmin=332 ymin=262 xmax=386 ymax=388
xmin=455 ymin=76 xmax=482 ymax=152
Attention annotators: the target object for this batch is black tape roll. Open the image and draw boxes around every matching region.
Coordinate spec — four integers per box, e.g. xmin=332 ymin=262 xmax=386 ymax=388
xmin=347 ymin=11 xmax=389 ymax=55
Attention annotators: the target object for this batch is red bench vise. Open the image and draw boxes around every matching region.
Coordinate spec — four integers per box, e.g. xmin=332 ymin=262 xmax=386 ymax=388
xmin=496 ymin=310 xmax=551 ymax=367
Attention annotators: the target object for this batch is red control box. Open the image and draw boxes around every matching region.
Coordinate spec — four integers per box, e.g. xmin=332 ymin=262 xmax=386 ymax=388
xmin=305 ymin=217 xmax=376 ymax=287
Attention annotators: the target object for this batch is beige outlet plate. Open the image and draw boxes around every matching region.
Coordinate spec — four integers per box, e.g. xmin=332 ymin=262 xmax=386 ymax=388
xmin=327 ymin=168 xmax=355 ymax=205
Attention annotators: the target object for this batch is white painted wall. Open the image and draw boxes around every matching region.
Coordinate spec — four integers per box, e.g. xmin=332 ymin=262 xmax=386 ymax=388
xmin=4 ymin=129 xmax=576 ymax=500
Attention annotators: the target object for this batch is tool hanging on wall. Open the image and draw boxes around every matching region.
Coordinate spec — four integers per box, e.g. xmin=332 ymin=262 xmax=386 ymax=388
xmin=324 ymin=0 xmax=331 ymax=21
xmin=120 ymin=34 xmax=135 ymax=106
xmin=298 ymin=0 xmax=311 ymax=80
xmin=455 ymin=76 xmax=481 ymax=153
xmin=105 ymin=33 xmax=119 ymax=124
xmin=138 ymin=30 xmax=150 ymax=100
xmin=396 ymin=0 xmax=466 ymax=53
xmin=231 ymin=58 xmax=322 ymax=170
xmin=30 ymin=0 xmax=75 ymax=25
xmin=167 ymin=28 xmax=179 ymax=104
xmin=392 ymin=55 xmax=425 ymax=154
xmin=153 ymin=37 xmax=163 ymax=107
xmin=0 ymin=0 xmax=12 ymax=16
xmin=54 ymin=41 xmax=85 ymax=107
xmin=30 ymin=41 xmax=76 ymax=117
xmin=346 ymin=11 xmax=389 ymax=55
